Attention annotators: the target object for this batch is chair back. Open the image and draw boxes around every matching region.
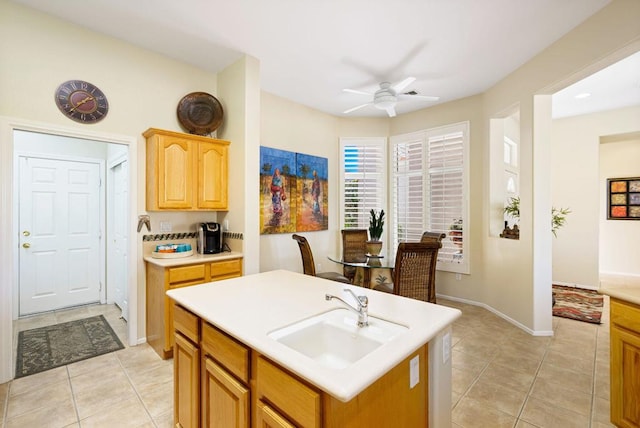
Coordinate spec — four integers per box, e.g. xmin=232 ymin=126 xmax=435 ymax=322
xmin=392 ymin=241 xmax=442 ymax=303
xmin=292 ymin=234 xmax=317 ymax=276
xmin=340 ymin=229 xmax=368 ymax=283
xmin=420 ymin=231 xmax=446 ymax=244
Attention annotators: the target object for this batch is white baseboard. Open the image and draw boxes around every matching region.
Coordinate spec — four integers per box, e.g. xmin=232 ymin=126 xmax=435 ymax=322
xmin=437 ymin=293 xmax=554 ymax=337
xmin=552 ymin=281 xmax=598 ymax=291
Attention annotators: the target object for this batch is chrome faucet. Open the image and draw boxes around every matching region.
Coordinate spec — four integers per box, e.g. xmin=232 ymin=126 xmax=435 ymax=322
xmin=325 ymin=289 xmax=369 ymax=327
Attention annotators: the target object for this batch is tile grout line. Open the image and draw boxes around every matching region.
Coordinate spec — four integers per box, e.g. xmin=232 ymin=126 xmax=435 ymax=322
xmin=115 ymin=350 xmax=161 ymax=428
xmin=66 ymin=365 xmax=82 ymax=427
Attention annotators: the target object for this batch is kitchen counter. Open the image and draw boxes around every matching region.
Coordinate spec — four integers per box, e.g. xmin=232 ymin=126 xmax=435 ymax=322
xmin=167 ymin=269 xmax=461 ymax=425
xmin=144 ymin=250 xmax=243 ymax=267
xmin=599 ymin=275 xmax=640 ymax=305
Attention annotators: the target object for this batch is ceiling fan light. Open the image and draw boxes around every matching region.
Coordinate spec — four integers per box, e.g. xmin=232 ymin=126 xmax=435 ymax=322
xmin=374 ymin=94 xmax=397 ymax=110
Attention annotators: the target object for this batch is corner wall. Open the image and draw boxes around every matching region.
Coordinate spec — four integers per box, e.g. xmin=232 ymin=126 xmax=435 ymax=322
xmin=552 ymin=106 xmax=640 ymax=287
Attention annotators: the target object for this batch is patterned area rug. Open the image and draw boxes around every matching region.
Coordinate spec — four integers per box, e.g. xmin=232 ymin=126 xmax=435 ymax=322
xmin=552 ymin=285 xmax=603 ymax=324
xmin=16 ymin=314 xmax=124 ymax=378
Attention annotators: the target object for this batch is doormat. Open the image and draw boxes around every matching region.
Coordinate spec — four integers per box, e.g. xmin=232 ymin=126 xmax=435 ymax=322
xmin=15 ymin=315 xmax=124 ymax=378
xmin=552 ymin=285 xmax=603 ymax=324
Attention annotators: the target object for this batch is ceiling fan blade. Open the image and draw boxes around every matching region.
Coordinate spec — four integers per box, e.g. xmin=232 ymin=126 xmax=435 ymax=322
xmin=399 ymin=94 xmax=440 ymax=101
xmin=343 ymin=88 xmax=372 ymax=96
xmin=385 ymin=106 xmax=397 ymax=117
xmin=343 ymin=103 xmax=371 ymax=114
xmin=392 ymin=77 xmax=416 ymax=93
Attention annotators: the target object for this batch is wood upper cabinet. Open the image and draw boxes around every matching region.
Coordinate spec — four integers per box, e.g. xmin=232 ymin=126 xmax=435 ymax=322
xmin=610 ymin=298 xmax=640 ymax=427
xmin=145 ymin=128 xmax=229 ymax=211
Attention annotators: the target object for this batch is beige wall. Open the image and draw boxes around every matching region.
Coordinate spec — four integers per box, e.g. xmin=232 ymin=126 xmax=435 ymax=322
xmin=552 ymin=106 xmax=640 ymax=287
xmin=0 ymin=1 xmax=222 ymax=344
xmin=599 ymin=136 xmax=640 ymax=276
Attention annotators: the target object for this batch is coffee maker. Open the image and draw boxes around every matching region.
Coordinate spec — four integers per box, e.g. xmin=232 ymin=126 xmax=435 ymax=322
xmin=197 ymin=222 xmax=223 ymax=254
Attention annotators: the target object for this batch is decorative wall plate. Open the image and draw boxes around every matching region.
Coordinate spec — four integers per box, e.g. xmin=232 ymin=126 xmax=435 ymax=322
xmin=177 ymin=92 xmax=223 ymax=135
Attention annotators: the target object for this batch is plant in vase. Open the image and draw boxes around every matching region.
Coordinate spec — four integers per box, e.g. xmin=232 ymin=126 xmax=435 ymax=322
xmin=502 ymin=196 xmax=571 ymax=238
xmin=448 ymin=218 xmax=463 ymax=249
xmin=366 ymin=209 xmax=385 ymax=256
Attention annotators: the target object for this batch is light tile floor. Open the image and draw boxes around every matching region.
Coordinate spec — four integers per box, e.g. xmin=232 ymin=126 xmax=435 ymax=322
xmin=1 ymin=297 xmax=612 ymax=427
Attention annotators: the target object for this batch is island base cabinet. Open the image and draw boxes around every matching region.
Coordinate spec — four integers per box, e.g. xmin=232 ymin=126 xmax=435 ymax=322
xmin=610 ymin=298 xmax=640 ymax=427
xmin=174 ymin=332 xmax=200 ymax=428
xmin=202 ymin=358 xmax=249 ymax=428
xmin=172 ymin=303 xmax=430 ymax=428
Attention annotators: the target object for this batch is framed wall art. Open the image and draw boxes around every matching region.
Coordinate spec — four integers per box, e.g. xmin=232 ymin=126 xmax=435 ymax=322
xmin=259 ymin=146 xmax=329 ymax=234
xmin=607 ymin=177 xmax=640 ymax=220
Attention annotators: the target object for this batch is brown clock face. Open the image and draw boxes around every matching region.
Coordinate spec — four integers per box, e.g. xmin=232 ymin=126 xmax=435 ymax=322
xmin=55 ymin=80 xmax=109 ymax=124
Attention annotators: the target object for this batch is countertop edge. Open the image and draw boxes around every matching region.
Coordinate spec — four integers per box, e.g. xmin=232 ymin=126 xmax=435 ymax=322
xmin=144 ymin=251 xmax=243 ymax=267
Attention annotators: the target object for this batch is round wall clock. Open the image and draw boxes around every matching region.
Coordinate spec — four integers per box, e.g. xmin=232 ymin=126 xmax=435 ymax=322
xmin=54 ymin=80 xmax=109 ymax=124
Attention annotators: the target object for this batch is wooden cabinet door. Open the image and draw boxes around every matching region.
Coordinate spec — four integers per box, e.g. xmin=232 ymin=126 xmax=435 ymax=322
xmin=255 ymin=400 xmax=295 ymax=428
xmin=158 ymin=137 xmax=194 ymax=209
xmin=198 ymin=141 xmax=228 ymax=210
xmin=611 ymin=324 xmax=640 ymax=427
xmin=202 ymin=358 xmax=249 ymax=428
xmin=175 ymin=333 xmax=200 ymax=428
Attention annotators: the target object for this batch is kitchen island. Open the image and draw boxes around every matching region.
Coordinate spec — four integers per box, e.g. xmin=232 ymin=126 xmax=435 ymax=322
xmin=167 ymin=269 xmax=460 ymax=427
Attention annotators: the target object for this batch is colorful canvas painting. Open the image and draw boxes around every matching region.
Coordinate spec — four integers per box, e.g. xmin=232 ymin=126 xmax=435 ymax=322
xmin=295 ymin=153 xmax=329 ymax=231
xmin=607 ymin=177 xmax=640 ymax=220
xmin=260 ymin=147 xmax=296 ymax=234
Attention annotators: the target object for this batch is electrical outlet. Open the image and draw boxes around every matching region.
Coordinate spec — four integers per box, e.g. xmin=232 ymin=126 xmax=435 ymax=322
xmin=443 ymin=332 xmax=451 ymax=363
xmin=159 ymin=221 xmax=172 ymax=232
xmin=409 ymin=355 xmax=419 ymax=388
xmin=455 ymin=273 xmax=461 ymax=281
xmin=223 ymin=220 xmax=229 ymax=231
xmin=317 ymin=263 xmax=322 ymax=271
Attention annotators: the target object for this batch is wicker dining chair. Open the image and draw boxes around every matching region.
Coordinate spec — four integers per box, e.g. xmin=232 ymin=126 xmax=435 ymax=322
xmin=420 ymin=231 xmax=446 ymax=244
xmin=391 ymin=241 xmax=442 ymax=303
xmin=292 ymin=234 xmax=351 ymax=283
xmin=340 ymin=229 xmax=369 ymax=283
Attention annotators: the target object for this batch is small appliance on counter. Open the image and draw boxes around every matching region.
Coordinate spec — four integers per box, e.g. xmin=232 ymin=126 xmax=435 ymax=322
xmin=197 ymin=222 xmax=223 ymax=254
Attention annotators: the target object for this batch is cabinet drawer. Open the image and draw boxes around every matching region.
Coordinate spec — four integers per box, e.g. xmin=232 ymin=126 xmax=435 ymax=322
xmin=174 ymin=304 xmax=199 ymax=343
xmin=257 ymin=356 xmax=320 ymax=428
xmin=611 ymin=298 xmax=640 ymax=333
xmin=210 ymin=259 xmax=242 ymax=280
xmin=201 ymin=321 xmax=250 ymax=384
xmin=169 ymin=264 xmax=206 ymax=285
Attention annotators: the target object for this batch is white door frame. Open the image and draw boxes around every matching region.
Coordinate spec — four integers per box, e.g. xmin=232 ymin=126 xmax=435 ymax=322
xmin=0 ymin=117 xmax=139 ymax=383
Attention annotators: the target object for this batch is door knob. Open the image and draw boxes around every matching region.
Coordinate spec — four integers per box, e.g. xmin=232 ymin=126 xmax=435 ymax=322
xmin=22 ymin=243 xmax=30 ymax=248
xmin=23 ymin=230 xmax=30 ymax=236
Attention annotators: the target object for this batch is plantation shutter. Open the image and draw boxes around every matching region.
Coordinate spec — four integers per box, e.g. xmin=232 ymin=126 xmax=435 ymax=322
xmin=391 ymin=136 xmax=425 ymax=247
xmin=340 ymin=138 xmax=387 ymax=233
xmin=427 ymin=129 xmax=464 ymax=265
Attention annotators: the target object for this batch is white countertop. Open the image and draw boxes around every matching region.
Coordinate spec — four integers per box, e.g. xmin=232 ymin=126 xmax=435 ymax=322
xmin=144 ymin=251 xmax=243 ymax=267
xmin=599 ymin=274 xmax=640 ymax=305
xmin=166 ymin=269 xmax=461 ymax=402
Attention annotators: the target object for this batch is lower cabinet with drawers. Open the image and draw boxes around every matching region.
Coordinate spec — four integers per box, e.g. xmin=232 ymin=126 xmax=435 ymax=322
xmin=145 ymin=257 xmax=243 ymax=359
xmin=172 ymin=303 xmax=429 ymax=428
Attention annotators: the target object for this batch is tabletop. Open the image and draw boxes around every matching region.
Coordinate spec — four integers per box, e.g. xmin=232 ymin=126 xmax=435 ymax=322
xmin=327 ymin=254 xmax=396 ymax=269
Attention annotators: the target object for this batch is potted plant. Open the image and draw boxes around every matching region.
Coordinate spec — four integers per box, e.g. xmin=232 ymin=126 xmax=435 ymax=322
xmin=503 ymin=196 xmax=571 ymax=238
xmin=449 ymin=218 xmax=463 ymax=248
xmin=366 ymin=209 xmax=385 ymax=256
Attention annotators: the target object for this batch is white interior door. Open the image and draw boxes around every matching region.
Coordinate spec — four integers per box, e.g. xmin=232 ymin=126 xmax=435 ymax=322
xmin=107 ymin=159 xmax=128 ymax=320
xmin=19 ymin=156 xmax=101 ymax=315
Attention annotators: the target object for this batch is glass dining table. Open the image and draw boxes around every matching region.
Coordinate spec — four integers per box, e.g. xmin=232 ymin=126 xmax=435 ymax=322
xmin=327 ymin=254 xmax=395 ymax=289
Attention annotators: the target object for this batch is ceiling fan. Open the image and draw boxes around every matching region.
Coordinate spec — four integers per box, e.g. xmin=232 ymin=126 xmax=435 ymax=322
xmin=343 ymin=77 xmax=439 ymax=117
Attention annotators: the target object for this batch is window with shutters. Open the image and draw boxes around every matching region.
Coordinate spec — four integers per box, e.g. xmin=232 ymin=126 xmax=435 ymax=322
xmin=390 ymin=122 xmax=469 ymax=274
xmin=339 ymin=137 xmax=387 ymax=243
